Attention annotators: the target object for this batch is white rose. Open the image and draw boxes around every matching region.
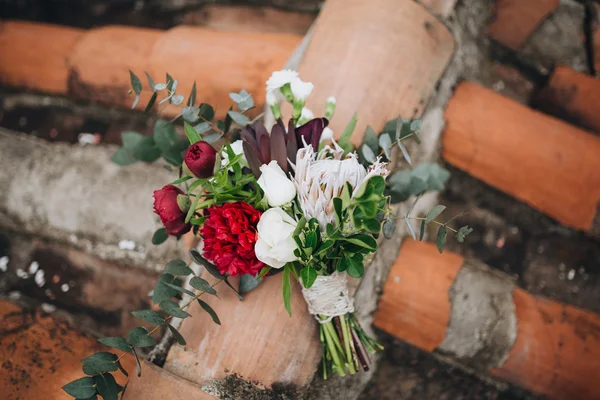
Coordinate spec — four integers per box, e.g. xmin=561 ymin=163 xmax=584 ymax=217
xmin=255 ymin=208 xmax=298 ymax=269
xmin=221 ymin=140 xmax=247 ymax=170
xmin=257 ymin=160 xmax=297 ymax=207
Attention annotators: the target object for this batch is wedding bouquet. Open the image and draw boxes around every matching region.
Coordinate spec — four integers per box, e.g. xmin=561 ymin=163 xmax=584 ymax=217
xmin=62 ymin=69 xmax=471 ymax=399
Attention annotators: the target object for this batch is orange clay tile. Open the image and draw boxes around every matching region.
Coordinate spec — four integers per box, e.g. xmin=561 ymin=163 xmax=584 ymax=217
xmin=443 ymin=82 xmax=600 ymax=234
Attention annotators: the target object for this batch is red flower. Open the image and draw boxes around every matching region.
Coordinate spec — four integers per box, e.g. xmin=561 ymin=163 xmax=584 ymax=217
xmin=153 ymin=185 xmax=191 ymax=236
xmin=201 ymin=202 xmax=264 ymax=277
xmin=184 ymin=141 xmax=217 ymax=178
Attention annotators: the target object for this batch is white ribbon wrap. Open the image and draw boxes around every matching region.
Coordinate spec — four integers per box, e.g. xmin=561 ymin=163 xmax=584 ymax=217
xmin=301 ymin=271 xmax=355 ymax=323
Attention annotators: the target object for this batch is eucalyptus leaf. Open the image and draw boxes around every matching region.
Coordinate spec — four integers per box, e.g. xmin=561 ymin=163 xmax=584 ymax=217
xmin=129 ymin=70 xmax=142 ymax=94
xmin=81 ymin=352 xmax=118 ymax=375
xmin=126 ymin=327 xmax=155 ymax=348
xmin=168 ymin=323 xmax=186 ymax=345
xmin=151 ymin=228 xmax=168 ymax=245
xmin=95 ymin=373 xmax=118 ymax=400
xmin=159 ymin=300 xmax=190 ymax=318
xmin=62 ymin=377 xmax=97 ymax=398
xmin=239 ymin=273 xmax=262 ymax=294
xmin=190 ymin=249 xmax=225 ymax=280
xmin=189 ymin=276 xmax=217 ymax=295
xmin=382 ymin=219 xmax=396 ymax=239
xmin=228 ymin=110 xmax=250 ymax=126
xmin=111 ymin=148 xmax=136 ymax=166
xmin=131 ymin=310 xmax=165 ymax=326
xmin=379 ymin=133 xmax=392 ymax=159
xmin=404 ymin=217 xmax=417 ymax=240
xmin=98 ymin=337 xmax=131 ymax=353
xmin=397 ymin=139 xmax=412 ymax=165
xmin=165 ymin=260 xmax=193 ymax=276
xmin=361 ymin=144 xmax=376 ymax=163
xmin=436 ymin=225 xmax=447 ymax=253
xmin=425 ymin=205 xmax=446 ymax=224
xmin=197 ymin=299 xmax=220 ymax=325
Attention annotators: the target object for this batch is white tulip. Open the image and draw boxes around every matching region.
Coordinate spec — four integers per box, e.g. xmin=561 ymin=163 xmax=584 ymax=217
xmin=221 ymin=140 xmax=247 ymax=170
xmin=290 ymin=77 xmax=314 ymax=100
xmin=255 ymin=208 xmax=298 ymax=269
xmin=257 ymin=161 xmax=297 ymax=207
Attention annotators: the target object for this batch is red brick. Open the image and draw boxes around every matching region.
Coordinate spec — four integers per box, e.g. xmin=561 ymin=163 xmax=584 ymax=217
xmin=0 ymin=300 xmax=135 ymax=399
xmin=487 ymin=0 xmax=559 ymax=50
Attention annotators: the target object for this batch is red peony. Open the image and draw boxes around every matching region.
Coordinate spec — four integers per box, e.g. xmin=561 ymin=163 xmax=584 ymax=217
xmin=184 ymin=141 xmax=217 ymax=179
xmin=153 ymin=185 xmax=191 ymax=236
xmin=201 ymin=202 xmax=264 ymax=277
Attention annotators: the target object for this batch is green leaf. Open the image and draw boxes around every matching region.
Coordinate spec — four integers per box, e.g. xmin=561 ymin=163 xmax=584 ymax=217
xmin=257 ymin=267 xmax=271 ymax=279
xmin=131 ymin=136 xmax=161 ymax=162
xmin=457 ymin=225 xmax=473 ymax=243
xmin=382 ymin=219 xmax=396 ymax=239
xmin=198 ymin=103 xmax=215 ymax=121
xmin=111 ymin=148 xmax=137 ymax=166
xmin=144 ymin=91 xmax=158 ymax=114
xmin=197 ymin=299 xmax=220 ymax=325
xmin=343 ymin=234 xmax=377 ymax=251
xmin=314 ymin=240 xmax=334 ymax=256
xmin=361 ymin=218 xmax=381 ymax=234
xmin=419 ymin=220 xmax=426 ymax=241
xmin=167 ymin=323 xmax=186 ymax=345
xmin=188 ymin=81 xmax=197 ymax=107
xmin=333 ymin=197 xmax=344 ymax=224
xmin=95 ymin=374 xmax=118 ymax=400
xmin=406 ymin=193 xmax=422 ymax=218
xmin=177 ymin=194 xmax=190 ymax=213
xmin=163 ymin=281 xmax=196 ymax=297
xmin=436 ymin=225 xmax=447 ymax=253
xmin=165 ymin=260 xmax=193 ymax=276
xmin=227 ymin=110 xmax=250 ymax=126
xmin=152 ymin=228 xmax=168 ymax=245
xmin=98 ymin=337 xmax=131 ymax=353
xmin=183 ymin=121 xmax=201 ymax=144
xmin=345 ymin=254 xmax=364 ymax=278
xmin=361 ymin=144 xmax=376 ymax=163
xmin=152 ymin=273 xmax=179 ymax=304
xmin=121 ymin=131 xmax=144 ymax=149
xmin=239 ymin=273 xmax=262 ymax=294
xmin=132 ymin=348 xmax=142 ymax=377
xmin=189 ymin=249 xmax=225 ymax=280
xmin=425 ymin=205 xmax=446 ymax=224
xmin=159 ymin=300 xmax=190 ymax=319
xmin=131 ymin=310 xmax=165 ymax=326
xmin=81 ymin=352 xmax=118 ymax=376
xmin=126 ymin=327 xmax=155 ymax=348
xmin=282 ymin=264 xmax=293 ymax=317
xmin=145 ymin=71 xmax=155 ymax=91
xmin=338 ymin=112 xmax=358 ymax=153
xmin=129 ymin=70 xmax=142 ymax=94
xmin=154 ymin=120 xmax=179 ymax=152
xmin=362 ymin=125 xmax=379 ymax=153
xmin=300 ymin=267 xmax=317 ymax=289
xmin=62 ymin=377 xmax=97 ymax=398
xmin=189 ymin=276 xmax=217 ymax=295
xmin=397 ymin=139 xmax=412 ymax=165
xmin=379 ymin=133 xmax=392 ymax=159
xmin=404 ymin=217 xmax=416 ymax=240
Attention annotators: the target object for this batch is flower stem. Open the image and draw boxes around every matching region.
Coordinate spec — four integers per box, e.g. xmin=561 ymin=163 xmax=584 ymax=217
xmin=322 ymin=322 xmax=345 ymax=376
xmin=339 ymin=315 xmax=356 ymax=374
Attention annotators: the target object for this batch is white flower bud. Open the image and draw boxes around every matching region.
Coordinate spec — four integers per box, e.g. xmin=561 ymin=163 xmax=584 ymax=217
xmin=326 ymin=96 xmax=336 ymax=105
xmin=290 ymin=77 xmax=314 ymax=101
xmin=320 ymin=127 xmax=334 ymax=142
xmin=257 ymin=161 xmax=297 ymax=207
xmin=266 ymin=69 xmax=299 ymax=94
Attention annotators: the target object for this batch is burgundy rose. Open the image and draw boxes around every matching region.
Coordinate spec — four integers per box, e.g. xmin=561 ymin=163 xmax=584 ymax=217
xmin=200 ymin=202 xmax=264 ymax=277
xmin=153 ymin=185 xmax=191 ymax=236
xmin=184 ymin=141 xmax=217 ymax=178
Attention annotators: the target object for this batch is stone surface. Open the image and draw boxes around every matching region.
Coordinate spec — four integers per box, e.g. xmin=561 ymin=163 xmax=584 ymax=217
xmin=0 ymin=129 xmax=181 ymax=271
xmin=438 ymin=260 xmax=517 ymax=370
